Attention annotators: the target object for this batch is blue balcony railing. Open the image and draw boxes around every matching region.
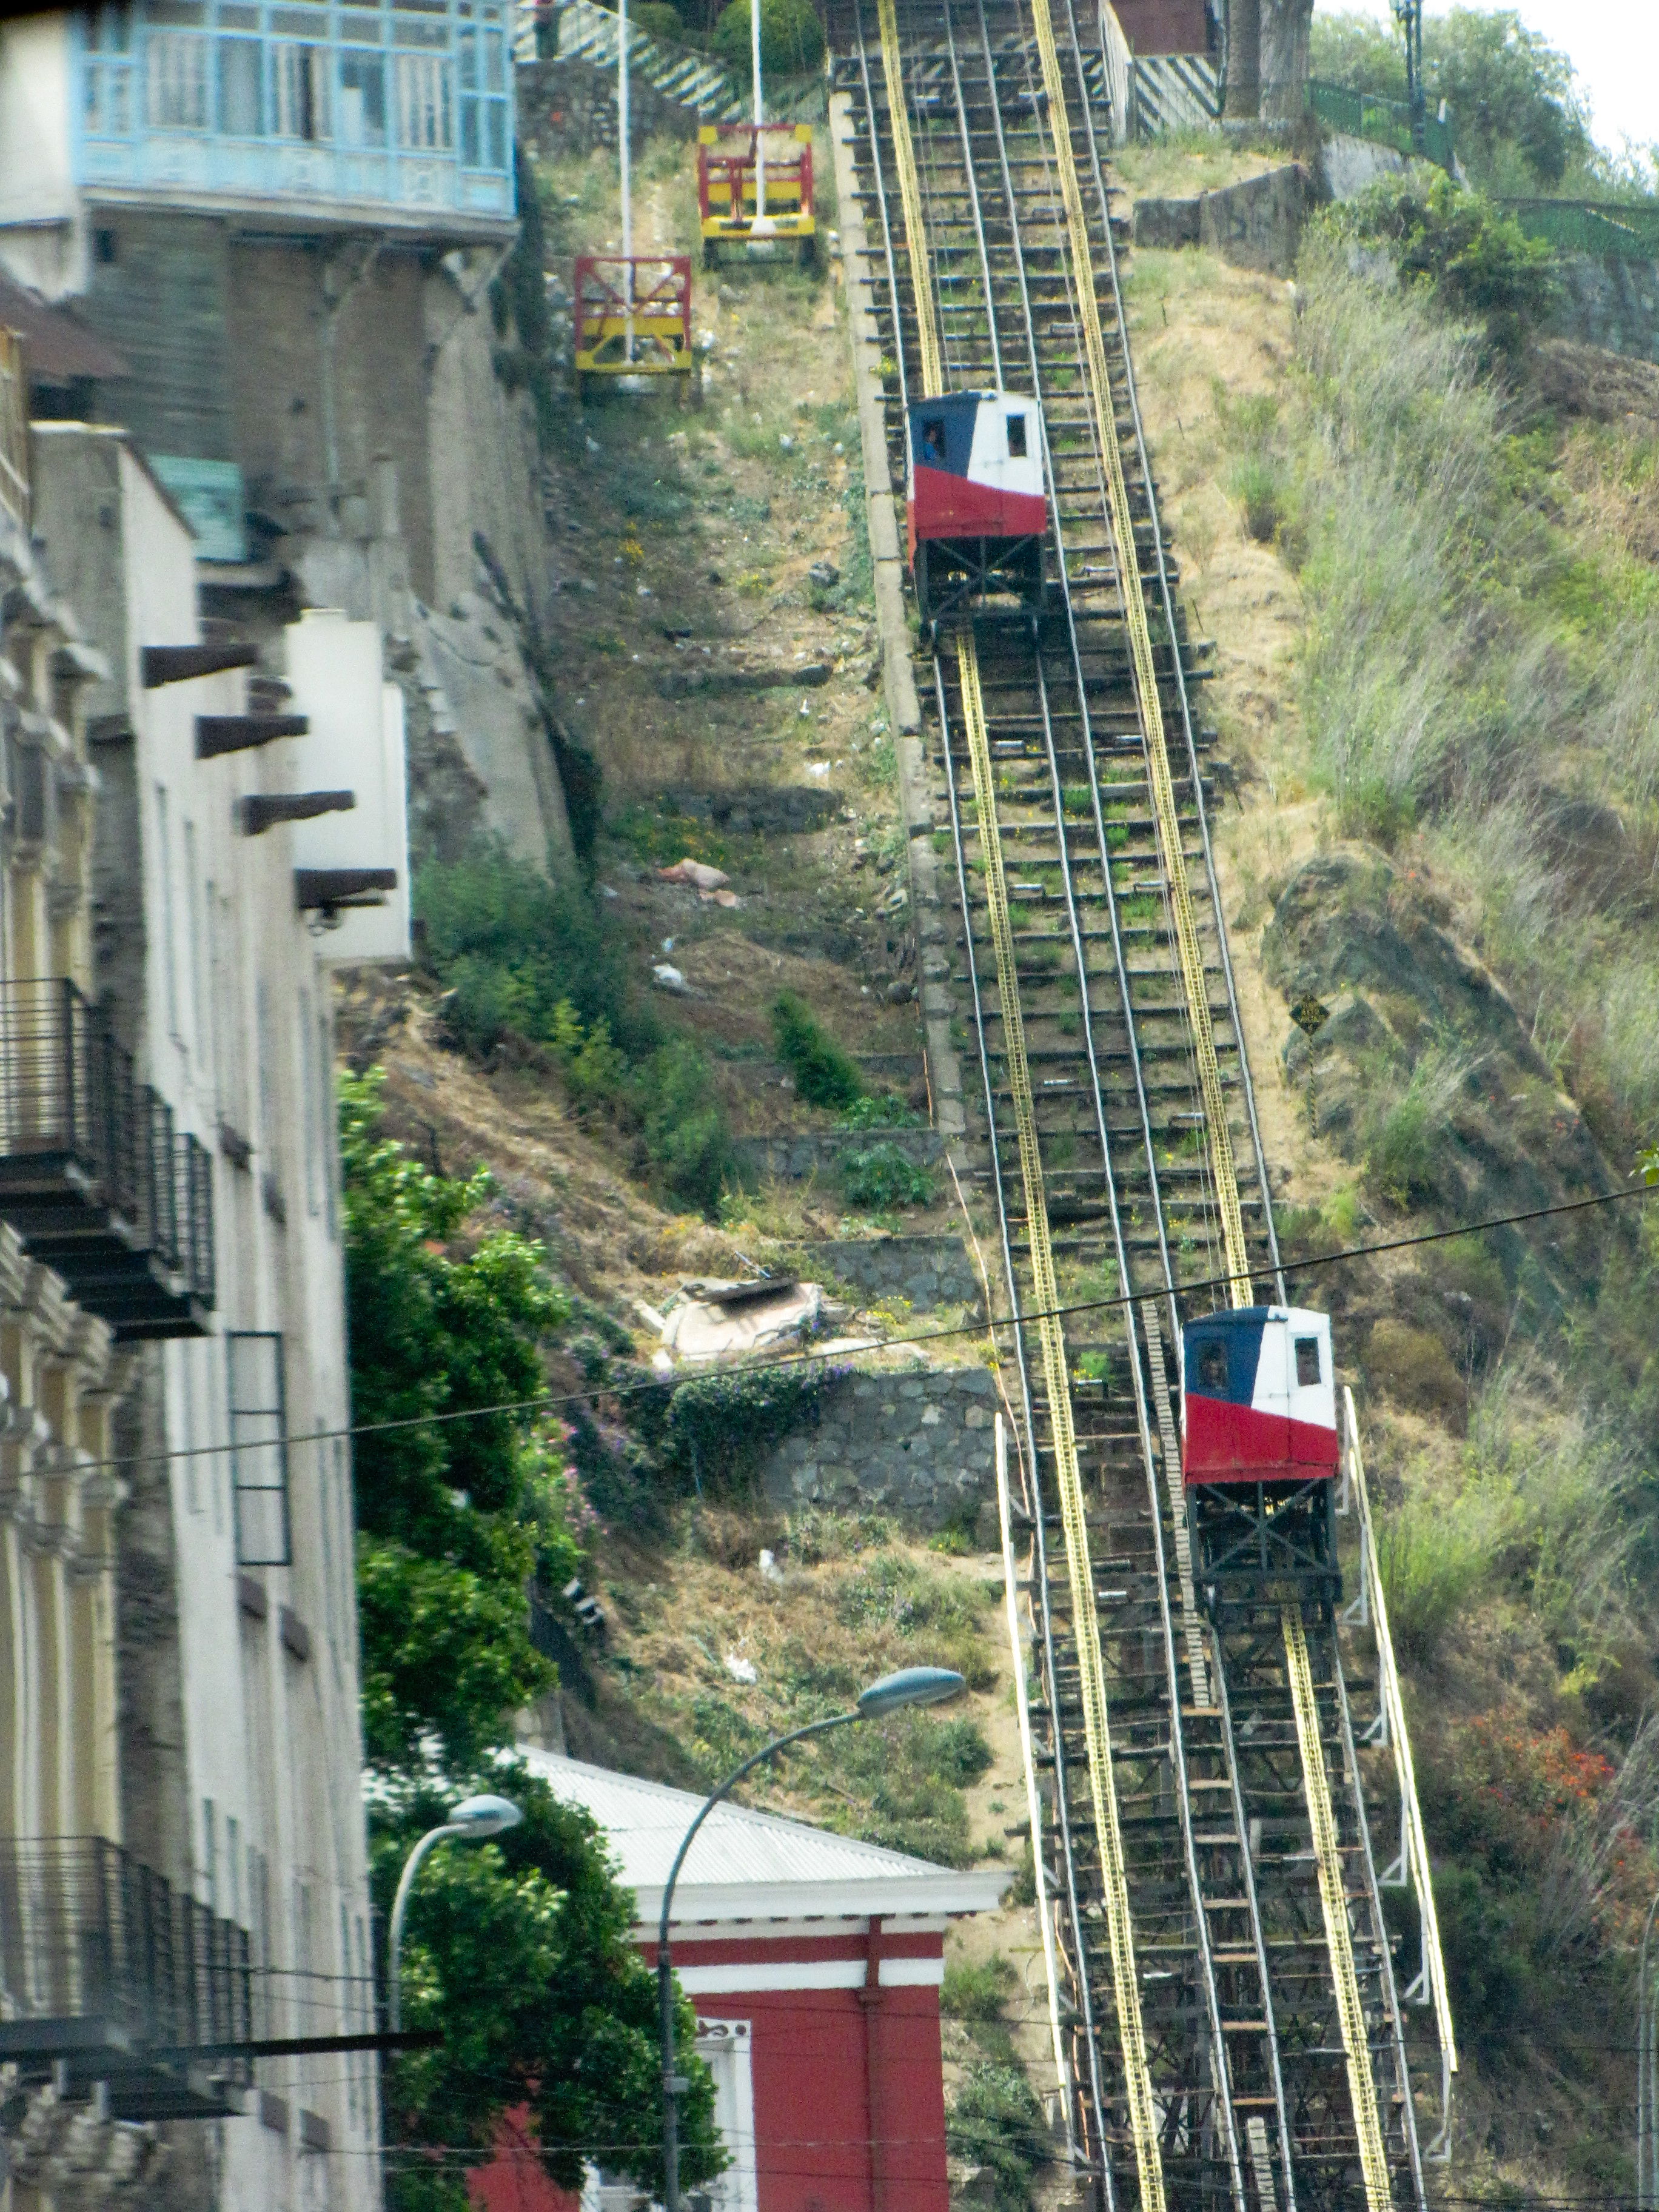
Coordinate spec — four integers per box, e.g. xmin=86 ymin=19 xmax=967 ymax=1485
xmin=72 ymin=0 xmax=515 ymax=226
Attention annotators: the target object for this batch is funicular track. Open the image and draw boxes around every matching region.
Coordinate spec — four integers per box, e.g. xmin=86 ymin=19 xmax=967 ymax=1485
xmin=830 ymin=5 xmax=1432 ymax=2207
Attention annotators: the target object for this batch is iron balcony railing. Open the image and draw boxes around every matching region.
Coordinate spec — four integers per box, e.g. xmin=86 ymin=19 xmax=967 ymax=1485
xmin=0 ymin=1837 xmax=252 ymax=2116
xmin=0 ymin=979 xmax=215 ymax=1332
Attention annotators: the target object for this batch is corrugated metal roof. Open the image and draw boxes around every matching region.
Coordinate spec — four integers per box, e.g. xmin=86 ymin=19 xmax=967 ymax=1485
xmin=520 ymin=1748 xmax=1008 ymax=1925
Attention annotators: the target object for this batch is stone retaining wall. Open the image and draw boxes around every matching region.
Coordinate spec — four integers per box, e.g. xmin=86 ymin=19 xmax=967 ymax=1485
xmin=730 ymin=1129 xmax=942 ymax=1183
xmin=760 ymin=1364 xmax=1000 ymax=1529
xmin=803 ymin=1235 xmax=984 ymax=1313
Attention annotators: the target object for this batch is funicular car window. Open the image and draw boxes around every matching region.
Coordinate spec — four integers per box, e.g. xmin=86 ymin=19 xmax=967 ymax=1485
xmin=1295 ymin=1336 xmax=1320 ymax=1387
xmin=1006 ymin=414 xmax=1027 ymax=457
xmin=921 ymin=418 xmax=946 ymax=463
xmin=1198 ymin=1339 xmax=1228 ymax=1392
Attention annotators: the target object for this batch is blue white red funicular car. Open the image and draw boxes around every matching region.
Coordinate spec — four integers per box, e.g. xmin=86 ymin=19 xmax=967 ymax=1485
xmin=1180 ymin=1305 xmax=1343 ymax=1623
xmin=906 ymin=391 xmax=1047 ymax=631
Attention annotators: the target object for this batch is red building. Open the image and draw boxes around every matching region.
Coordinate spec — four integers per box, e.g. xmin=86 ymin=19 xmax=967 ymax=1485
xmin=469 ymin=1752 xmax=1008 ymax=2212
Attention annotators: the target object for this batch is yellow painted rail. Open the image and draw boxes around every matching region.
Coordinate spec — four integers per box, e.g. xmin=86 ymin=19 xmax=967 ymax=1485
xmin=1018 ymin=6 xmax=1396 ymax=2205
xmin=1024 ymin=0 xmax=1250 ymax=1307
xmin=1284 ymin=1608 xmax=1396 ymax=2211
xmin=957 ymin=632 xmax=1165 ymax=2211
xmin=876 ymin=0 xmax=942 ymax=399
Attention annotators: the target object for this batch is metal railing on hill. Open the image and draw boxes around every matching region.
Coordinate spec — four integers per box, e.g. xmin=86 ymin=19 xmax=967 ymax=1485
xmin=1501 ymin=196 xmax=1659 ymax=261
xmin=1307 ymin=77 xmax=1456 ymax=172
xmin=1341 ymin=1384 xmax=1459 ymax=2161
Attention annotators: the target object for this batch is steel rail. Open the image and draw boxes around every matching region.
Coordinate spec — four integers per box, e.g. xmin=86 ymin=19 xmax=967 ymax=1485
xmin=1283 ymin=1609 xmax=1395 ymax=2212
xmin=1022 ymin=0 xmax=1252 ymax=1307
xmin=1056 ymin=0 xmax=1284 ymax=1302
xmin=1014 ymin=20 xmax=1397 ymax=2207
xmin=932 ymin=650 xmax=1116 ymax=2197
xmin=913 ymin=11 xmax=1289 ymax=2197
xmin=860 ymin=9 xmax=1115 ymax=2180
xmin=957 ymin=622 xmax=1165 ymax=2212
xmin=928 ymin=18 xmax=1260 ymax=2199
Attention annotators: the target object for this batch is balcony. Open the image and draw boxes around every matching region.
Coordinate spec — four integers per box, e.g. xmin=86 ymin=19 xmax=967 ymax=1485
xmin=0 ymin=981 xmax=215 ymax=1339
xmin=73 ymin=1 xmax=515 ymax=232
xmin=0 ymin=1838 xmax=251 ymax=2119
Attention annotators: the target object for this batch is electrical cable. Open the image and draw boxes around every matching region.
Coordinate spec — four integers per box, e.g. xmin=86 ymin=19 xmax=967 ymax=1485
xmin=72 ymin=1171 xmax=1657 ymax=1481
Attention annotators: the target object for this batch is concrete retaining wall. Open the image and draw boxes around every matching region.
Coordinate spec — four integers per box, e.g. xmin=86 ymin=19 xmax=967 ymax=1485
xmin=1131 ymin=163 xmax=1309 ymax=276
xmin=760 ymin=1363 xmax=999 ymax=1529
xmin=1549 ymin=252 xmax=1659 ymax=367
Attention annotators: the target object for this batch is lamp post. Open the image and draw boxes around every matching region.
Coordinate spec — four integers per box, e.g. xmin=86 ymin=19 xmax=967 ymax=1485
xmin=387 ymin=1793 xmax=523 ymax=2033
xmin=1640 ymin=1886 xmax=1659 ymax=2211
xmin=657 ymin=1666 xmax=967 ymax=2212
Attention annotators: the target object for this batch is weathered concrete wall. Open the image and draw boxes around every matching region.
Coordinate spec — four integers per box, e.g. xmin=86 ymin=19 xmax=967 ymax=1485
xmin=1131 ymin=163 xmax=1308 ymax=275
xmin=1548 ymin=252 xmax=1659 ymax=367
xmin=761 ymin=1364 xmax=999 ymax=1529
xmin=804 ymin=1235 xmax=983 ymax=1313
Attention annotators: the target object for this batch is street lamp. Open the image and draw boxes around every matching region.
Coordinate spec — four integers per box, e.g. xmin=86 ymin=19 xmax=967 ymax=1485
xmin=657 ymin=1666 xmax=967 ymax=2212
xmin=387 ymin=1793 xmax=523 ymax=2032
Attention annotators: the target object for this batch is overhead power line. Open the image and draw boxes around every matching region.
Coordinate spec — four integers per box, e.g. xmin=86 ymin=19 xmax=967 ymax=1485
xmin=70 ymin=1172 xmax=1659 ymax=1481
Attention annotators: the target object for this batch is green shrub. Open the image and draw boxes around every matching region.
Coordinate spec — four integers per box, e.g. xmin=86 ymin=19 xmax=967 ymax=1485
xmin=942 ymin=1952 xmax=1017 ymax=2021
xmin=639 ymin=1036 xmax=731 ymax=1214
xmin=1334 ymin=174 xmax=1557 ymax=354
xmin=1230 ymin=454 xmax=1284 ymax=543
xmin=947 ymin=2062 xmax=1050 ymax=2212
xmin=772 ymin=991 xmax=865 ymax=1110
xmin=843 ymin=1144 xmax=934 ymax=1211
xmin=710 ymin=0 xmax=823 ymax=78
xmin=1375 ymin=1494 xmax=1483 ymax=1660
xmin=840 ymin=1091 xmax=919 ymax=1130
xmin=666 ymin=1361 xmax=836 ymax=1492
xmin=632 ymin=0 xmax=686 ymax=36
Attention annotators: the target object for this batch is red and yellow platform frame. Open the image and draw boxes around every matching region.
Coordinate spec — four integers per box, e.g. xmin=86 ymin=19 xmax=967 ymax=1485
xmin=696 ymin=123 xmax=816 ymax=266
xmin=573 ymin=253 xmax=694 ymax=400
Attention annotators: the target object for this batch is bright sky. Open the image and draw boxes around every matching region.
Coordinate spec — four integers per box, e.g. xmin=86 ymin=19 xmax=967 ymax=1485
xmin=1324 ymin=0 xmax=1659 ymax=155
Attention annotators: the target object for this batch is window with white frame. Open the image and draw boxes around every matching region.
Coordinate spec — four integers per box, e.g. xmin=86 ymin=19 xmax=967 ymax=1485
xmin=229 ymin=1332 xmax=290 ymax=1566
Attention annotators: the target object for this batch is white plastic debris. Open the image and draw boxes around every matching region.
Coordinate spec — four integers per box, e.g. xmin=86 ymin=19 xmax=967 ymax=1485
xmin=599 ymin=883 xmax=620 ymax=899
xmin=779 ymin=433 xmax=795 ymax=452
xmin=806 ymin=759 xmax=830 ymax=774
xmin=725 ymin=1652 xmax=759 ymax=1685
xmin=586 ymin=436 xmax=603 ymax=454
xmin=651 ymin=1348 xmax=675 ymax=1377
xmin=652 ymin=964 xmax=689 ymax=994
xmin=759 ymin=1549 xmax=785 ymax=1586
xmin=659 ymin=858 xmax=729 ymax=892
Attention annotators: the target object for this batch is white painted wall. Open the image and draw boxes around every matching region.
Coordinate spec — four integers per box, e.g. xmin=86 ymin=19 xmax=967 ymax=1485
xmin=30 ymin=426 xmax=386 ymax=2211
xmin=0 ymin=15 xmax=84 ymax=298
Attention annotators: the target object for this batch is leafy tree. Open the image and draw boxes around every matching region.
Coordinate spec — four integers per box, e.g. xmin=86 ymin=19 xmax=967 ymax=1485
xmin=376 ymin=1772 xmax=724 ymax=2212
xmin=1309 ymin=8 xmax=1595 ymax=195
xmin=711 ymin=0 xmax=823 ymax=79
xmin=1421 ymin=9 xmax=1590 ymax=193
xmin=342 ymin=1074 xmax=725 ymax=2207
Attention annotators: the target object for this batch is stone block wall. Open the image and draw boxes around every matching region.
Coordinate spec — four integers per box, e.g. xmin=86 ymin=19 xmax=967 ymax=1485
xmin=803 ymin=1234 xmax=984 ymax=1313
xmin=518 ymin=55 xmax=702 ymax=159
xmin=1131 ymin=163 xmax=1308 ymax=276
xmin=761 ymin=1363 xmax=1000 ymax=1529
xmin=731 ymin=1128 xmax=942 ymax=1184
xmin=1549 ymin=252 xmax=1659 ymax=367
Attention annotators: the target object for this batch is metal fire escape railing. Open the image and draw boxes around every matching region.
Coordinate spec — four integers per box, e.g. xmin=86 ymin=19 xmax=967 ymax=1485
xmin=0 ymin=979 xmax=216 ymax=1329
xmin=0 ymin=1838 xmax=252 ymax=2116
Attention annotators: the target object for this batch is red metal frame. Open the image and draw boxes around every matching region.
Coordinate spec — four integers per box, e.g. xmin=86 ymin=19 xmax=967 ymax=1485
xmin=572 ymin=253 xmax=693 ymax=379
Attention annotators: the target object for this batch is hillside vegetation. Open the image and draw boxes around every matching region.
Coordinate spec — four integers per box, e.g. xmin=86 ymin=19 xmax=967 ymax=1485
xmin=1126 ymin=183 xmax=1659 ymax=2191
xmin=344 ymin=86 xmax=1659 ymax=2205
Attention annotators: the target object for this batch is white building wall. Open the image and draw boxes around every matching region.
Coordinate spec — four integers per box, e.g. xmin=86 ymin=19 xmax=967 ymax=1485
xmin=30 ymin=425 xmax=385 ymax=2212
xmin=0 ymin=14 xmax=84 ymax=297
